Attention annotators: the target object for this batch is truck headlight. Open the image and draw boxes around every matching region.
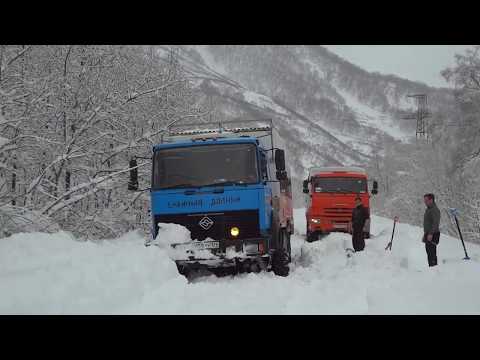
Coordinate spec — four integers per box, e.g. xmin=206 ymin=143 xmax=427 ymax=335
xmin=230 ymin=227 xmax=240 ymax=237
xmin=311 ymin=218 xmax=321 ymax=224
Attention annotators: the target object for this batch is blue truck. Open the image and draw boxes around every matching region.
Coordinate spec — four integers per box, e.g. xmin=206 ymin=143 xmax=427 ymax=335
xmin=143 ymin=119 xmax=294 ymax=277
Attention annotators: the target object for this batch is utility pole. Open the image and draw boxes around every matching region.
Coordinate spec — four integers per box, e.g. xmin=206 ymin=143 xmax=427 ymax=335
xmin=402 ymin=94 xmax=432 ymax=142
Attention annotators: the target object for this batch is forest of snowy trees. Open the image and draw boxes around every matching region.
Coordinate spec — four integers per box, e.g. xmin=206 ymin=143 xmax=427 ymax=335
xmin=0 ymin=45 xmax=209 ymax=239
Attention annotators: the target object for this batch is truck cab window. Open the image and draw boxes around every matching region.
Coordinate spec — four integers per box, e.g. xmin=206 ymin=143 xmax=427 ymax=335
xmin=152 ymin=143 xmax=259 ymax=189
xmin=312 ymin=177 xmax=367 ymax=193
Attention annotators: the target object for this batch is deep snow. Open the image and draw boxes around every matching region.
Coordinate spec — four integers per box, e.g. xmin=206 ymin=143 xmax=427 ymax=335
xmin=1 ymin=209 xmax=479 ymax=314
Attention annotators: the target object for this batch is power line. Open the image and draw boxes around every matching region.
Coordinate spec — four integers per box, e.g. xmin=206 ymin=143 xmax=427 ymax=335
xmin=445 ymin=121 xmax=476 ymax=127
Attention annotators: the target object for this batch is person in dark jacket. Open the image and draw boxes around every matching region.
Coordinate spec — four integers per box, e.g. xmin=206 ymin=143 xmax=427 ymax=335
xmin=423 ymin=193 xmax=441 ymax=267
xmin=351 ymin=195 xmax=369 ymax=252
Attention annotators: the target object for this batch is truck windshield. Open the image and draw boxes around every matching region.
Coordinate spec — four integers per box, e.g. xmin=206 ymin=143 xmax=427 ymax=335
xmin=312 ymin=177 xmax=367 ymax=194
xmin=152 ymin=143 xmax=259 ymax=190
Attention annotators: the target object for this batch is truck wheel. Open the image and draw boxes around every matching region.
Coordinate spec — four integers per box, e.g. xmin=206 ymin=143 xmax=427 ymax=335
xmin=176 ymin=263 xmax=187 ymax=276
xmin=272 ymin=229 xmax=290 ymax=277
xmin=306 ymin=230 xmax=318 ymax=243
xmin=306 ymin=231 xmax=313 ymax=242
xmin=363 ymin=232 xmax=370 ymax=239
xmin=306 ymin=221 xmax=314 ymax=242
xmin=306 ymin=231 xmax=312 ymax=242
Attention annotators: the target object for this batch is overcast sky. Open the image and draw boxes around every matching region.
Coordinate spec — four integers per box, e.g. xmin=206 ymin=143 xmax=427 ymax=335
xmin=323 ymin=45 xmax=473 ymax=88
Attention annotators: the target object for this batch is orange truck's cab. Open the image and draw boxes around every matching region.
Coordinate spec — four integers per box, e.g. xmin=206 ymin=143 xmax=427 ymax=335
xmin=303 ymin=167 xmax=378 ymax=242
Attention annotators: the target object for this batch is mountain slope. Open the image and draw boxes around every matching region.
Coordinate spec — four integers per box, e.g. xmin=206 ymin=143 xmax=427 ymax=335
xmin=156 ymin=45 xmax=455 ymax=204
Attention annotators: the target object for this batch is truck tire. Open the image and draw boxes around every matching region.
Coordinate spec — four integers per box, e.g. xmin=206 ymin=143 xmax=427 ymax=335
xmin=307 ymin=232 xmax=315 ymax=242
xmin=363 ymin=232 xmax=370 ymax=239
xmin=306 ymin=221 xmax=314 ymax=242
xmin=272 ymin=229 xmax=290 ymax=277
xmin=306 ymin=230 xmax=318 ymax=243
xmin=306 ymin=231 xmax=314 ymax=242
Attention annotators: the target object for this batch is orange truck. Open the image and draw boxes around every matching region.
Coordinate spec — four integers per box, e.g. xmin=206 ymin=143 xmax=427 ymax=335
xmin=303 ymin=167 xmax=378 ymax=242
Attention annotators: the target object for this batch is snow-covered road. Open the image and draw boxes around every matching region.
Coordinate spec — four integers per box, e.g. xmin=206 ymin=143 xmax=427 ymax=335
xmin=1 ymin=209 xmax=480 ymax=314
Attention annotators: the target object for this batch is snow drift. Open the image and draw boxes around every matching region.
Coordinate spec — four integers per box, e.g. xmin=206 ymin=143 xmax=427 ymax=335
xmin=1 ymin=209 xmax=479 ymax=314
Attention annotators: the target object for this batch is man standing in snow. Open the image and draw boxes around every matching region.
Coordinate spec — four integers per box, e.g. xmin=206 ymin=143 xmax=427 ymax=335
xmin=351 ymin=195 xmax=369 ymax=252
xmin=423 ymin=193 xmax=441 ymax=267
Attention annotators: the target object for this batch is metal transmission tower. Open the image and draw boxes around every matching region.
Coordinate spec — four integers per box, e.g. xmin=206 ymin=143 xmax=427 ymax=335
xmin=402 ymin=94 xmax=432 ymax=141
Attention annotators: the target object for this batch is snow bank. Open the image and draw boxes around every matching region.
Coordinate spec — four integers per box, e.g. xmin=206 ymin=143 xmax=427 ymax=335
xmin=0 ymin=231 xmax=185 ymax=314
xmin=1 ymin=210 xmax=480 ymax=314
xmin=153 ymin=223 xmax=221 ymax=261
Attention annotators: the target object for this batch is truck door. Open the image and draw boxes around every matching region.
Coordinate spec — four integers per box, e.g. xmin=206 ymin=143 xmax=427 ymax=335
xmin=260 ymin=150 xmax=272 ymax=230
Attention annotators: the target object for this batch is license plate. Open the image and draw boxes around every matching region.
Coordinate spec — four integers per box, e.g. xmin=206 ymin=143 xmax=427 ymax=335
xmin=334 ymin=224 xmax=347 ymax=229
xmin=174 ymin=241 xmax=220 ymax=251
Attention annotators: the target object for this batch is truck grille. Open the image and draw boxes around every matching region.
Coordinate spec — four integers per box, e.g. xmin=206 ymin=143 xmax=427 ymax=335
xmin=323 ymin=208 xmax=353 ymax=219
xmin=154 ymin=210 xmax=260 ymax=241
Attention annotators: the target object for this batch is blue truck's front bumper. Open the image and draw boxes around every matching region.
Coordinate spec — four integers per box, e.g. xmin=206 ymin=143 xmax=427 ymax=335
xmin=167 ymin=236 xmax=271 ymax=271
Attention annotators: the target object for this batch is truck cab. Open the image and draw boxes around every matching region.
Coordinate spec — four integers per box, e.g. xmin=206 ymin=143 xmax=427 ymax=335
xmin=147 ymin=120 xmax=294 ymax=277
xmin=303 ymin=167 xmax=378 ymax=242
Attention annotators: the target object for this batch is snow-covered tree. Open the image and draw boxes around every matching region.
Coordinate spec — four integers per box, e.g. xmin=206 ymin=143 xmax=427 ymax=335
xmin=0 ymin=45 xmax=209 ymax=239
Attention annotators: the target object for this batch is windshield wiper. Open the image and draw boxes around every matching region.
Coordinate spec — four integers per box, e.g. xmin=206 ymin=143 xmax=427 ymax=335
xmin=157 ymin=183 xmax=197 ymax=190
xmin=202 ymin=180 xmax=249 ymax=187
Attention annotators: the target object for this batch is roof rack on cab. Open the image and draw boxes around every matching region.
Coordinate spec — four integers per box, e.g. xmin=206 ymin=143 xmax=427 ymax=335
xmin=160 ymin=119 xmax=274 ymax=144
xmin=308 ymin=166 xmax=367 ymax=178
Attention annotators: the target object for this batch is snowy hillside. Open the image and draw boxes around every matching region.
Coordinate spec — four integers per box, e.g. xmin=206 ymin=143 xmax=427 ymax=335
xmin=1 ymin=209 xmax=479 ymax=315
xmin=155 ymin=46 xmax=455 ymax=203
xmin=333 ymin=86 xmax=409 ymax=142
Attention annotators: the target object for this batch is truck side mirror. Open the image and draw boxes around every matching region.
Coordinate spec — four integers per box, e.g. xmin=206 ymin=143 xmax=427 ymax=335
xmin=274 ymin=149 xmax=286 ymax=172
xmin=128 ymin=158 xmax=139 ymax=191
xmin=371 ymin=180 xmax=378 ymax=195
xmin=303 ymin=179 xmax=309 ymax=194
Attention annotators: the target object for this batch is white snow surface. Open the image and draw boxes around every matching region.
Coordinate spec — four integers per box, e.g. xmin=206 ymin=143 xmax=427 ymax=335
xmin=1 ymin=210 xmax=480 ymax=314
xmin=193 ymin=46 xmax=228 ymax=76
xmin=242 ymin=90 xmax=290 ymax=116
xmin=334 ymin=87 xmax=411 ymax=142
